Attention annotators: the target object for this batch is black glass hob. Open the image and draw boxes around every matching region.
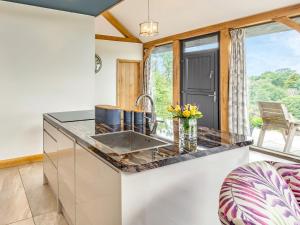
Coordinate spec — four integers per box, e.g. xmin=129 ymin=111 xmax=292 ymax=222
xmin=48 ymin=110 xmax=95 ymax=123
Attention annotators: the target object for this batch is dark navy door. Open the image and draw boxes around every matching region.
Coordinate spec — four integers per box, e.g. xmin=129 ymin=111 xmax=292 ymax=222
xmin=181 ymin=47 xmax=219 ymax=129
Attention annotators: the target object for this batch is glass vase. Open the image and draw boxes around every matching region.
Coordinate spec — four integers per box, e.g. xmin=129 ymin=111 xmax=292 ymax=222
xmin=179 ymin=118 xmax=198 ymax=151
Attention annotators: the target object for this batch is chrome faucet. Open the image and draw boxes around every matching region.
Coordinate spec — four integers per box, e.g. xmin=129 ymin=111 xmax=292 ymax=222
xmin=135 ymin=94 xmax=158 ymax=134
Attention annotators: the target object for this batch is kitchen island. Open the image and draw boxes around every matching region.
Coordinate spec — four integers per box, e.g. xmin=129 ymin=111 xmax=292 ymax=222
xmin=43 ymin=110 xmax=252 ymax=225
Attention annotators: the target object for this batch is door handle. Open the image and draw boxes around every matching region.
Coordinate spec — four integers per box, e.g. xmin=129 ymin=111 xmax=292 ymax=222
xmin=209 ymin=70 xmax=214 ymax=79
xmin=208 ymin=91 xmax=217 ymax=102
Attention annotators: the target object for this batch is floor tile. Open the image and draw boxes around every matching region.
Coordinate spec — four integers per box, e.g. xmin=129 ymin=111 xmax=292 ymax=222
xmin=34 ymin=212 xmax=68 ymax=225
xmin=25 ymin=182 xmax=57 ymax=217
xmin=0 ymin=167 xmax=32 ymax=225
xmin=19 ymin=163 xmax=57 ymax=217
xmin=8 ymin=218 xmax=35 ymax=225
xmin=19 ymin=163 xmax=43 ymax=191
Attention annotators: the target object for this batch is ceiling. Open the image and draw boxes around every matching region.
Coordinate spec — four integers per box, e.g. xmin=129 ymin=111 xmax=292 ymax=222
xmin=95 ymin=16 xmax=124 ymax=37
xmin=97 ymin=0 xmax=300 ymax=42
xmin=4 ymin=0 xmax=121 ymax=16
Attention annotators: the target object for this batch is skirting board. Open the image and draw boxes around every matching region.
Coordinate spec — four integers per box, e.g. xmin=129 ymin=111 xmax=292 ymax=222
xmin=0 ymin=154 xmax=43 ymax=169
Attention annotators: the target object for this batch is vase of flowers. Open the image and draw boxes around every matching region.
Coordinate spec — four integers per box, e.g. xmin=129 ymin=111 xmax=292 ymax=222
xmin=168 ymin=104 xmax=203 ymax=151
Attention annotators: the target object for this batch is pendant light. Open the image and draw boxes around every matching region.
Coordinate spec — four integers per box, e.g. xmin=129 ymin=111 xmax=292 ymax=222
xmin=139 ymin=0 xmax=159 ymax=37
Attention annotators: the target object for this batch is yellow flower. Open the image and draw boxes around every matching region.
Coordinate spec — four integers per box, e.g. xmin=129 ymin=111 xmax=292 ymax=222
xmin=182 ymin=110 xmax=191 ymax=118
xmin=184 ymin=104 xmax=191 ymax=110
xmin=167 ymin=105 xmax=174 ymax=112
xmin=190 ymin=109 xmax=196 ymax=116
xmin=196 ymin=111 xmax=203 ymax=118
xmin=190 ymin=105 xmax=198 ymax=111
xmin=174 ymin=105 xmax=181 ymax=112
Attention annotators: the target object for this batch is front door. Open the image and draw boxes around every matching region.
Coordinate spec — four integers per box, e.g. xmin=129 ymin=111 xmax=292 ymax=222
xmin=181 ymin=48 xmax=219 ymax=129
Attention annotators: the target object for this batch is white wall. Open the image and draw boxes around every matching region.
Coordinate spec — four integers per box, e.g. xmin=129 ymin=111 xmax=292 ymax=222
xmin=95 ymin=40 xmax=143 ymax=105
xmin=0 ymin=2 xmax=95 ymax=160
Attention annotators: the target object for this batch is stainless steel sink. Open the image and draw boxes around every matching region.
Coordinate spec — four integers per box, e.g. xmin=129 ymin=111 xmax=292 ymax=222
xmin=90 ymin=131 xmax=170 ymax=155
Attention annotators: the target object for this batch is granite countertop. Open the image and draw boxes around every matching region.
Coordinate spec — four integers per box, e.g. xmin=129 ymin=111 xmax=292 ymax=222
xmin=43 ymin=111 xmax=253 ymax=173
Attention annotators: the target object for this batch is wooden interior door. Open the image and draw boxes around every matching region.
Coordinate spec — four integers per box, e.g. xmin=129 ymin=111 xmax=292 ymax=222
xmin=116 ymin=59 xmax=142 ymax=110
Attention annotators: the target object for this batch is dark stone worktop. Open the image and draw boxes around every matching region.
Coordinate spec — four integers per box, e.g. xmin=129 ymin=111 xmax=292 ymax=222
xmin=43 ymin=111 xmax=253 ymax=173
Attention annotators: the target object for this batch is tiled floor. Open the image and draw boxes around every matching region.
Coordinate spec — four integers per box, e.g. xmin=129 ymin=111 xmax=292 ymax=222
xmin=0 ymin=162 xmax=68 ymax=225
xmin=0 ymin=151 xmax=292 ymax=225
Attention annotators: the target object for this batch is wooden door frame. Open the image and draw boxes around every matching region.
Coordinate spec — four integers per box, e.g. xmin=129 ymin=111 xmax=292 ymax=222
xmin=116 ymin=59 xmax=143 ymax=108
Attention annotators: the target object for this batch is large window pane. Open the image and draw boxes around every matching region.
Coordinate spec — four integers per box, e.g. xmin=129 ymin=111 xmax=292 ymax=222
xmin=245 ymin=19 xmax=300 ymax=154
xmin=150 ymin=44 xmax=173 ymax=120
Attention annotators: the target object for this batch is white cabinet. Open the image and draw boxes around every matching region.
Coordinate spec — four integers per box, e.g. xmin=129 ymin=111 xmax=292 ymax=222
xmin=43 ymin=120 xmax=59 ymax=168
xmin=43 ymin=153 xmax=58 ymax=196
xmin=44 ymin=120 xmax=59 ymax=139
xmin=43 ymin=131 xmax=58 ymax=168
xmin=75 ymin=143 xmax=121 ymax=225
xmin=43 ymin=120 xmax=59 ymax=214
xmin=58 ymin=131 xmax=75 ymax=225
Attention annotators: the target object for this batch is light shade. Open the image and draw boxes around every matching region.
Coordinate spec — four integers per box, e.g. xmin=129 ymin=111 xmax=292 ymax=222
xmin=139 ymin=20 xmax=159 ymax=37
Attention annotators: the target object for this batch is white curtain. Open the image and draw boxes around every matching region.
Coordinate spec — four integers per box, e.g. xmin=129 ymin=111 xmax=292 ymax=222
xmin=143 ymin=53 xmax=152 ymax=111
xmin=228 ymin=29 xmax=250 ymax=136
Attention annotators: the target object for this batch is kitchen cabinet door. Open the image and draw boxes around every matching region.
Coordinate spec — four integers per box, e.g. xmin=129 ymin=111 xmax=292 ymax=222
xmin=43 ymin=131 xmax=58 ymax=168
xmin=58 ymin=131 xmax=75 ymax=225
xmin=43 ymin=153 xmax=58 ymax=196
xmin=75 ymin=144 xmax=121 ymax=225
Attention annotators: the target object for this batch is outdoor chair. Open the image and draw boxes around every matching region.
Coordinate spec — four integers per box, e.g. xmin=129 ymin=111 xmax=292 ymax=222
xmin=257 ymin=101 xmax=300 ymax=152
xmin=219 ymin=161 xmax=300 ymax=225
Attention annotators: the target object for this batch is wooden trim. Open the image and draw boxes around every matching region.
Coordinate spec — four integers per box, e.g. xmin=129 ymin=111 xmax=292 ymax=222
xmin=95 ymin=34 xmax=141 ymax=43
xmin=116 ymin=59 xmax=120 ymax=107
xmin=143 ymin=46 xmax=155 ymax=61
xmin=117 ymin=59 xmax=143 ymax=63
xmin=101 ymin=11 xmax=141 ymax=43
xmin=273 ymin=16 xmax=300 ymax=32
xmin=144 ymin=3 xmax=300 ymax=48
xmin=173 ymin=40 xmax=181 ymax=105
xmin=0 ymin=154 xmax=43 ymax=169
xmin=220 ymin=30 xmax=231 ymax=132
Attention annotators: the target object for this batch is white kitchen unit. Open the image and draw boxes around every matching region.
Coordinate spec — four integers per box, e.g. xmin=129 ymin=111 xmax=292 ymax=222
xmin=43 ymin=112 xmax=251 ymax=225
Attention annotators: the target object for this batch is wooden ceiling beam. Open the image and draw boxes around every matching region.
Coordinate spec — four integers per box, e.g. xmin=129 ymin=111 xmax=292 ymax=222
xmin=101 ymin=11 xmax=141 ymax=43
xmin=143 ymin=3 xmax=300 ymax=48
xmin=95 ymin=34 xmax=141 ymax=43
xmin=273 ymin=16 xmax=300 ymax=33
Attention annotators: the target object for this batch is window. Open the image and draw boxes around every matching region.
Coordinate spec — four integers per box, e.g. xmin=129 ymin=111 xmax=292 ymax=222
xmin=245 ymin=17 xmax=300 ymax=154
xmin=149 ymin=44 xmax=173 ymax=139
xmin=183 ymin=35 xmax=219 ymax=53
xmin=150 ymin=44 xmax=173 ymax=120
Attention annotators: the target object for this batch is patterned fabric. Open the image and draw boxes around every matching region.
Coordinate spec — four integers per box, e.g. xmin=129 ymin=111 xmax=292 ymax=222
xmin=143 ymin=52 xmax=152 ymax=111
xmin=228 ymin=28 xmax=250 ymax=136
xmin=271 ymin=162 xmax=300 ymax=207
xmin=219 ymin=161 xmax=300 ymax=225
